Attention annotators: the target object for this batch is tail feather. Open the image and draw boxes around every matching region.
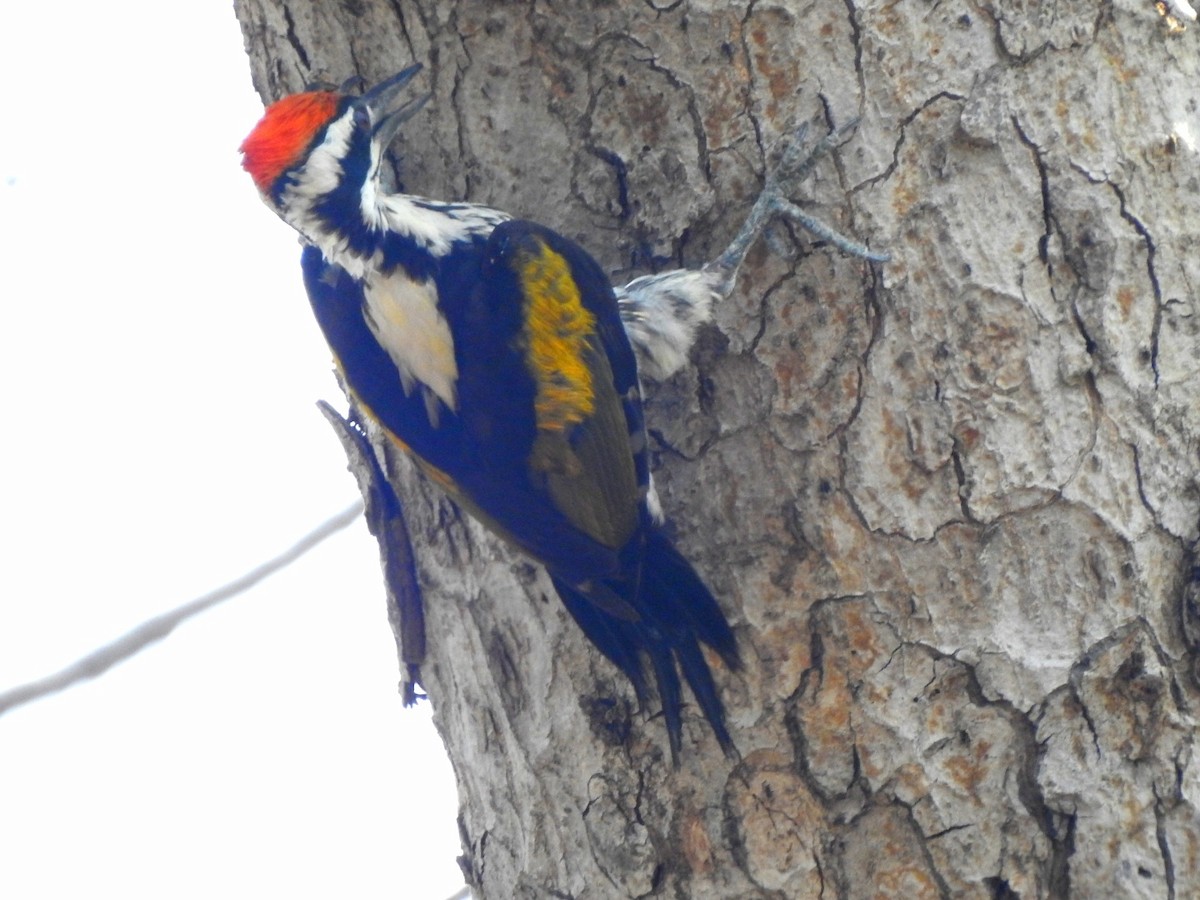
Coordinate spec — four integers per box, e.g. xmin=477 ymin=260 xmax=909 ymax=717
xmin=552 ymin=529 xmax=737 ymax=760
xmin=553 ymin=576 xmax=649 ymax=704
xmin=647 ymin=637 xmax=685 ymax=760
xmin=642 ymin=530 xmax=740 ymax=670
xmin=671 ymin=635 xmax=735 ymax=755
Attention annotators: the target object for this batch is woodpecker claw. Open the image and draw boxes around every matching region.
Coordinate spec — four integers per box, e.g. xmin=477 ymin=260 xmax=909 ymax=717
xmin=615 ymin=120 xmax=888 ymax=381
xmin=703 ymin=118 xmax=888 ymax=298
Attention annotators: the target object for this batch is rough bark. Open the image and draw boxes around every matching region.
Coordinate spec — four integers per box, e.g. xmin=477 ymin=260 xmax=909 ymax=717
xmin=233 ymin=1 xmax=1200 ymax=897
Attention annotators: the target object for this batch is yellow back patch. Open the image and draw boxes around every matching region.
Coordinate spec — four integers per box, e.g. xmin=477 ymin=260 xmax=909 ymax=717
xmin=517 ymin=241 xmax=597 ymax=433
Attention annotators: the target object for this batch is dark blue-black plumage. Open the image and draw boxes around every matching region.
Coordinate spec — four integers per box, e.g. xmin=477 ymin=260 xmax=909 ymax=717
xmin=248 ymin=70 xmax=739 ymax=758
xmin=302 ymin=218 xmax=739 ymax=757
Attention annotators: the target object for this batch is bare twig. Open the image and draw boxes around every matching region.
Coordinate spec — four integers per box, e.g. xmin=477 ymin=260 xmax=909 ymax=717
xmin=0 ymin=501 xmax=365 ymax=718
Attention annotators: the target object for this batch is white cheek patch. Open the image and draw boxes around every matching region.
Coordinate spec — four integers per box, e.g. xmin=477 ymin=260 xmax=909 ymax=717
xmin=292 ymin=112 xmax=354 ymax=200
xmin=363 ymin=272 xmax=459 ymax=416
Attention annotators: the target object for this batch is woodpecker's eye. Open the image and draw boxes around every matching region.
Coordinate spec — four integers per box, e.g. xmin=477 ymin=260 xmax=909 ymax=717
xmin=353 ymin=105 xmax=372 ymax=131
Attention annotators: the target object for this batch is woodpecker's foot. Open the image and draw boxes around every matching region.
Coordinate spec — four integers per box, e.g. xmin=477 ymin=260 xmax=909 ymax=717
xmin=704 ymin=119 xmax=889 ymax=296
xmin=615 ymin=120 xmax=888 ymax=381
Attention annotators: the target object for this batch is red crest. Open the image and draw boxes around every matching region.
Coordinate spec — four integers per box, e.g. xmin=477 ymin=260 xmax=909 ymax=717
xmin=240 ymin=91 xmax=341 ymax=193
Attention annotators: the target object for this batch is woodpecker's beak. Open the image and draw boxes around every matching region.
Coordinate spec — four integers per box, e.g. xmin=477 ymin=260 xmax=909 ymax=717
xmin=361 ymin=64 xmax=432 ymax=148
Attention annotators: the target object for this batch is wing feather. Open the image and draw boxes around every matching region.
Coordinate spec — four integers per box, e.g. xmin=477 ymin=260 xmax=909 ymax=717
xmin=487 ymin=222 xmax=644 ymax=552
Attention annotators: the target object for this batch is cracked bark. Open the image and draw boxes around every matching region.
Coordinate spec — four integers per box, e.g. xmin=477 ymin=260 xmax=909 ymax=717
xmin=233 ymin=1 xmax=1200 ymax=897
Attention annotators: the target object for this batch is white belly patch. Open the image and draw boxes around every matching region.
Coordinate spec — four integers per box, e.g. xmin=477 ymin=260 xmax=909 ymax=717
xmin=362 ymin=272 xmax=459 ymax=417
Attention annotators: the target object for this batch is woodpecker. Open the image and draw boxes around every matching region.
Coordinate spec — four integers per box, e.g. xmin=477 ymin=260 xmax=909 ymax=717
xmin=241 ymin=63 xmax=883 ymax=759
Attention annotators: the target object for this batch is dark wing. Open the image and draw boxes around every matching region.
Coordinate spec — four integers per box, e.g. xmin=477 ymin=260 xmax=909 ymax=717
xmin=476 ymin=220 xmax=647 ymax=553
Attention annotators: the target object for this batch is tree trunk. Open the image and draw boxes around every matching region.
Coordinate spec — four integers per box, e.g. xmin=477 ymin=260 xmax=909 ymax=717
xmin=233 ymin=1 xmax=1200 ymax=897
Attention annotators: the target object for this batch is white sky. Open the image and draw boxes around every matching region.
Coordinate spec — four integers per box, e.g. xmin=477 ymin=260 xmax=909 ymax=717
xmin=0 ymin=3 xmax=463 ymax=897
